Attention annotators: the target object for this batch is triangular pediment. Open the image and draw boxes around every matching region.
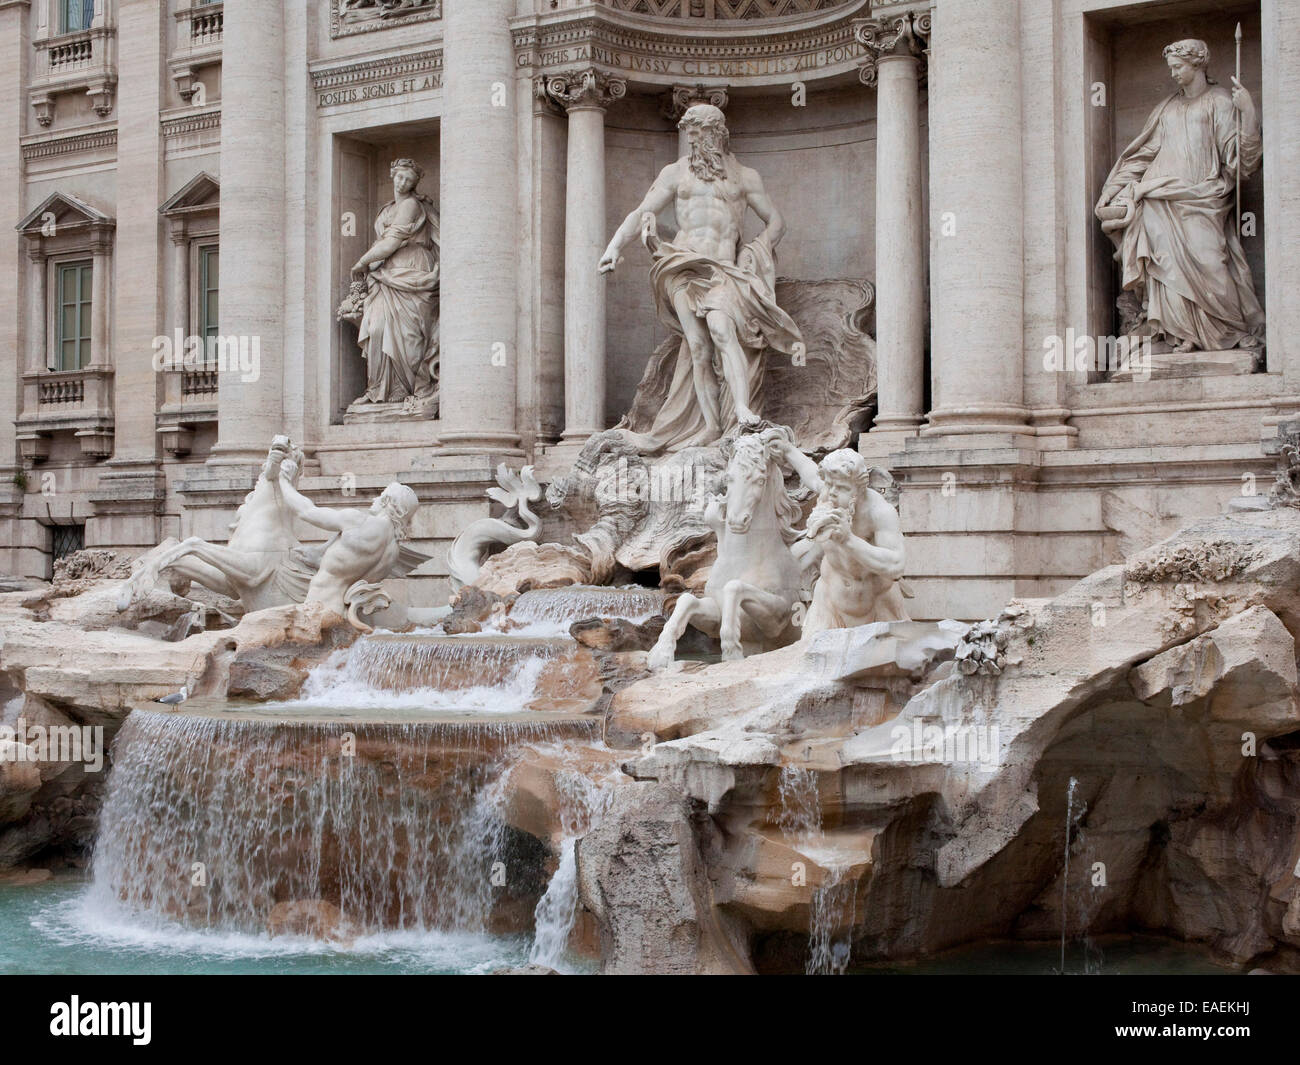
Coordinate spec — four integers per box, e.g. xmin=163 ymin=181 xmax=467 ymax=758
xmin=15 ymin=191 xmax=114 ymax=235
xmin=159 ymin=172 xmax=220 ymax=216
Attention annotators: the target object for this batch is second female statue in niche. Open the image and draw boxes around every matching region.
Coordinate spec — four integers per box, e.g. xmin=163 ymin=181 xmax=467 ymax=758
xmin=342 ymin=157 xmax=440 ymax=415
xmin=1096 ymin=38 xmax=1264 ymax=355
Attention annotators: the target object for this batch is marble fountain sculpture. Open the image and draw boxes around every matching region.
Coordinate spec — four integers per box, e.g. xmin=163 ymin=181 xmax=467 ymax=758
xmin=337 ymin=157 xmax=441 ymax=422
xmin=117 ymin=435 xmax=433 ymax=633
xmin=3 ymin=82 xmax=1300 ymax=977
xmin=1096 ymin=37 xmax=1266 ymax=370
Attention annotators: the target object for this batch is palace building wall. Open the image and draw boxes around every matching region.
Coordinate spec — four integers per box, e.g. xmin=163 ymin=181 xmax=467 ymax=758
xmin=1 ymin=0 xmax=1295 ymax=621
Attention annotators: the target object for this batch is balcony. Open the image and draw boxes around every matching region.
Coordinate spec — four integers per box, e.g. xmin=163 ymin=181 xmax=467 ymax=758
xmin=30 ymin=27 xmax=117 ymax=126
xmin=17 ymin=367 xmax=115 ymax=462
xmin=171 ymin=3 xmax=224 ymax=103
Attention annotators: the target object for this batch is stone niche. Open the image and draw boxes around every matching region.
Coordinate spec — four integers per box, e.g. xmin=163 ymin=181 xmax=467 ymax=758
xmin=602 ymin=83 xmax=881 ymax=425
xmin=330 ymin=124 xmax=441 ymax=424
xmin=1084 ymin=1 xmax=1264 ymax=379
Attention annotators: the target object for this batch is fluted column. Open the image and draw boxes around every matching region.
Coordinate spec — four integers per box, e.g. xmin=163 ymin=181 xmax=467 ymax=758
xmin=923 ymin=0 xmax=1029 ymax=440
xmin=90 ymin=233 xmax=111 ymax=369
xmin=169 ymin=225 xmax=189 ymax=338
xmin=438 ymin=0 xmax=520 ymax=450
xmin=25 ymin=244 xmax=46 ymax=374
xmin=547 ymin=69 xmax=625 ymax=442
xmin=857 ymin=14 xmax=929 ymax=456
xmin=209 ymin=0 xmax=284 ymax=464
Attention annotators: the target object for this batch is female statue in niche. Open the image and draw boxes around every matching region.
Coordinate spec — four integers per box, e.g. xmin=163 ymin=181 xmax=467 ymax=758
xmin=343 ymin=158 xmax=440 ymax=414
xmin=1096 ymin=38 xmax=1264 ymax=355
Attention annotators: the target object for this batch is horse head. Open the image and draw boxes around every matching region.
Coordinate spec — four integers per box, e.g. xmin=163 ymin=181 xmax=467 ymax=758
xmin=723 ymin=427 xmax=796 ymax=535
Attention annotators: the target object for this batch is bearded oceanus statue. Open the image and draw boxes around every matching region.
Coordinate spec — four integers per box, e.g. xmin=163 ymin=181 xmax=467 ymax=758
xmin=599 ymin=103 xmax=804 ymax=453
xmin=1096 ymin=38 xmax=1264 ymax=355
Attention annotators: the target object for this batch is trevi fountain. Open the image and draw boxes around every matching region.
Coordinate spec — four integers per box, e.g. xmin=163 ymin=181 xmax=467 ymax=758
xmin=0 ymin=0 xmax=1297 ymax=998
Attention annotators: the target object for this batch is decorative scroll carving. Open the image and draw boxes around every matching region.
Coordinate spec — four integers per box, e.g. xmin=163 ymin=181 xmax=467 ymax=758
xmin=545 ymin=68 xmax=628 ymax=111
xmin=660 ymin=83 xmax=729 ymax=123
xmin=854 ymin=10 xmax=930 ymax=88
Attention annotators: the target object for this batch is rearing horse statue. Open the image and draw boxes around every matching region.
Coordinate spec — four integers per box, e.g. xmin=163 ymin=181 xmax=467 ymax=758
xmin=116 ymin=437 xmax=311 ymax=615
xmin=648 ymin=426 xmax=807 ymax=669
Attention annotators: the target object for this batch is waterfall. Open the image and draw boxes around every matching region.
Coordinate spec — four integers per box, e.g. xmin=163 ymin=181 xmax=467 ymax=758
xmin=776 ymin=764 xmax=820 ymax=836
xmin=776 ymin=764 xmax=856 ymax=975
xmin=529 ymin=840 xmax=581 ymax=969
xmin=525 ymin=747 xmax=621 ymax=971
xmin=88 ymin=709 xmax=597 ymax=936
xmin=807 ymin=869 xmax=856 ymax=976
xmin=1058 ymin=776 xmax=1099 ymax=974
xmin=292 ymin=635 xmax=574 ymax=714
xmin=504 ymin=586 xmax=666 ymax=635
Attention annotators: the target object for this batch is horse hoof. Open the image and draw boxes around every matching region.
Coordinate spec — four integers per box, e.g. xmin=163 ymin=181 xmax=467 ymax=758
xmin=721 ymin=644 xmax=744 ymax=662
xmin=647 ymin=647 xmax=673 ymax=671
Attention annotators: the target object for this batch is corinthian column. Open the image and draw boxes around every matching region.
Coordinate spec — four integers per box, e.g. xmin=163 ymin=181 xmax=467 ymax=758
xmin=438 ymin=0 xmax=520 ymax=451
xmin=209 ymin=0 xmax=285 ymax=464
xmin=547 ymin=69 xmax=626 ymax=442
xmin=857 ymin=13 xmax=929 ymax=457
xmin=923 ymin=0 xmax=1029 ymax=441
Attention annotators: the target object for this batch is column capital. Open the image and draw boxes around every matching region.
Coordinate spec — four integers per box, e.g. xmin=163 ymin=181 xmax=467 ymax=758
xmin=660 ymin=83 xmax=729 ymax=124
xmin=854 ymin=10 xmax=931 ymax=88
xmin=545 ymin=68 xmax=627 ymax=113
xmin=167 ymin=218 xmax=189 ymax=245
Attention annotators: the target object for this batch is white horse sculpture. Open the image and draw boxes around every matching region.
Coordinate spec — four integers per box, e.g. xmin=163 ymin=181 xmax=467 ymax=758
xmin=117 ymin=437 xmax=314 ymax=615
xmin=648 ymin=426 xmax=806 ymax=669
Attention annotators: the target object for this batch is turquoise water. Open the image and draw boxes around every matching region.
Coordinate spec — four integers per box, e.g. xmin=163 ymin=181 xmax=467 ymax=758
xmin=2 ymin=876 xmax=1241 ymax=976
xmin=0 ymin=876 xmax=531 ymax=976
xmin=857 ymin=935 xmax=1240 ymax=976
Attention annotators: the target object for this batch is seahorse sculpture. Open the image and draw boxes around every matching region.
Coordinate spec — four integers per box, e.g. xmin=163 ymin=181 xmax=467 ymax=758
xmin=446 ymin=464 xmax=544 ymax=591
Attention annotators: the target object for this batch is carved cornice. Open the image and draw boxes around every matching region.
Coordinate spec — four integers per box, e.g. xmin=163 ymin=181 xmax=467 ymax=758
xmin=853 ymin=9 xmax=930 ymax=88
xmin=545 ymin=68 xmax=628 ymax=112
xmin=661 ymin=82 xmax=730 ymax=122
xmin=596 ymin=0 xmax=851 ymax=18
xmin=161 ymin=107 xmax=221 ymax=140
xmin=329 ymin=0 xmax=441 ymax=40
xmin=513 ymin=3 xmax=870 ymax=88
xmin=21 ymin=127 xmax=117 ymax=162
xmin=310 ymin=48 xmax=442 ymax=107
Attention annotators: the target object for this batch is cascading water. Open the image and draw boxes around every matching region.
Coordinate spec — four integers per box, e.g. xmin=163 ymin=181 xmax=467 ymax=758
xmin=88 ymin=709 xmax=596 ymax=936
xmin=73 ymin=584 xmax=662 ymax=968
xmin=293 ymin=634 xmax=576 ymax=715
xmin=1060 ymin=776 xmax=1077 ymax=973
xmin=776 ymin=764 xmax=857 ymax=975
xmin=1058 ymin=776 xmax=1100 ymax=975
xmin=505 ymin=586 xmax=666 ymax=634
xmin=521 ymin=746 xmax=622 ymax=971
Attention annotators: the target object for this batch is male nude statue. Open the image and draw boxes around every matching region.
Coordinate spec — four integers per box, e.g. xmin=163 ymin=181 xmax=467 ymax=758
xmin=274 ymin=465 xmax=420 ymax=623
xmin=779 ymin=443 xmax=910 ymax=636
xmin=599 ymin=103 xmax=803 ymax=452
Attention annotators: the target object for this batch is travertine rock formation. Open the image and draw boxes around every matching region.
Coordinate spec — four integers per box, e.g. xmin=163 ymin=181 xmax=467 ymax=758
xmin=577 ymin=509 xmax=1300 ymax=973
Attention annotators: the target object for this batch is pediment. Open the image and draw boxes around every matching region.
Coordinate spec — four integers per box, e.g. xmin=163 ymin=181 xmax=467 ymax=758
xmin=159 ymin=171 xmax=220 ymax=217
xmin=15 ymin=191 xmax=114 ymax=235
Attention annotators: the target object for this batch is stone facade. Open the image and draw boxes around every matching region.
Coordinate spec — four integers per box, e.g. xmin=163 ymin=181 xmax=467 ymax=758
xmin=0 ymin=0 xmax=1293 ymax=620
